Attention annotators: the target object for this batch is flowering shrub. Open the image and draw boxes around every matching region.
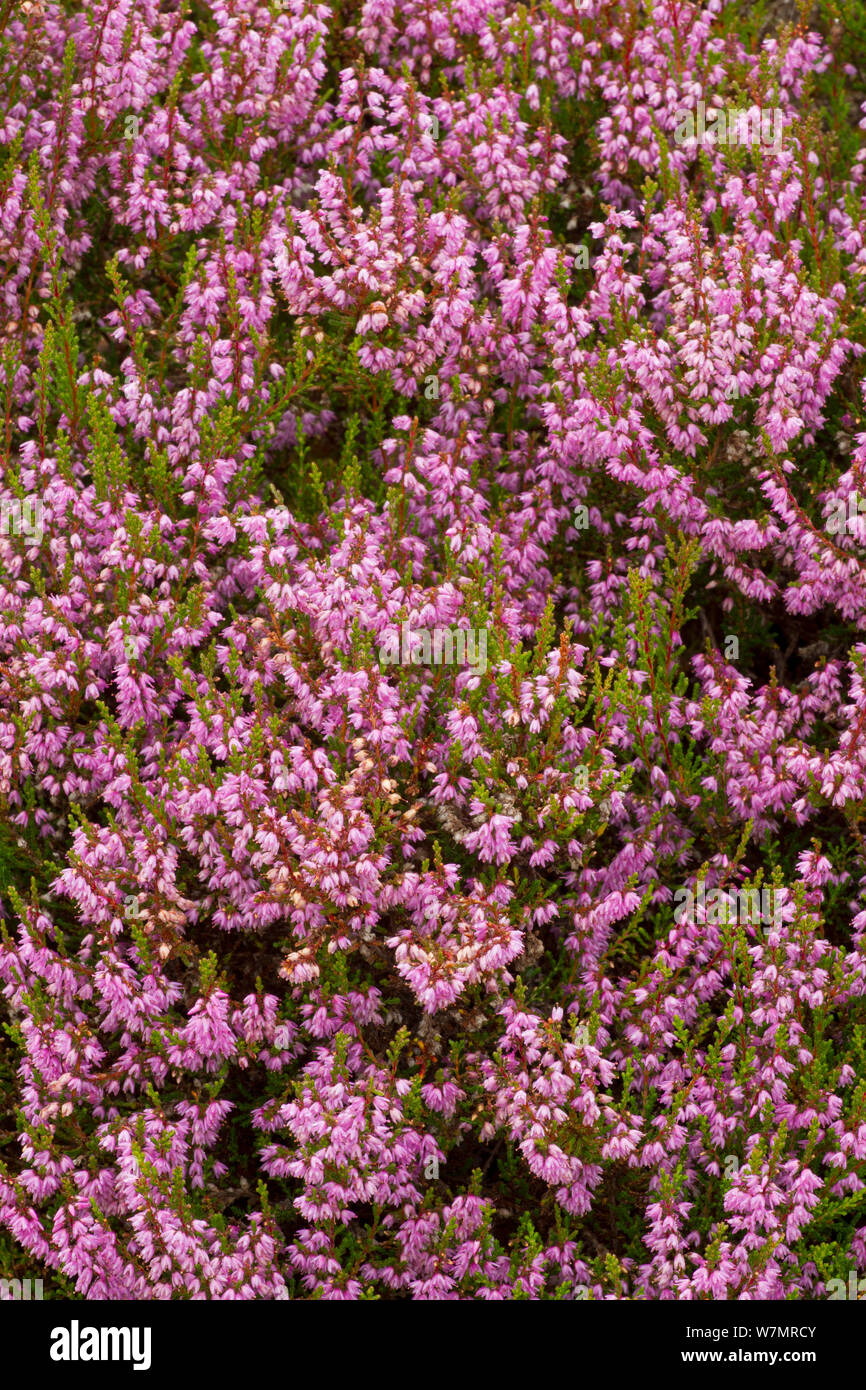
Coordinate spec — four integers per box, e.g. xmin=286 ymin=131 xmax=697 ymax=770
xmin=2 ymin=0 xmax=866 ymax=1301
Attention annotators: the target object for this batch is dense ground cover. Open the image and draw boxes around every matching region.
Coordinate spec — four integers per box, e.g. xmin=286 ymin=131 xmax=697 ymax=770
xmin=2 ymin=0 xmax=866 ymax=1300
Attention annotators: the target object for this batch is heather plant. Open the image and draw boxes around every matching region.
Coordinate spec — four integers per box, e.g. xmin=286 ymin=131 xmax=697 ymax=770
xmin=1 ymin=0 xmax=866 ymax=1302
